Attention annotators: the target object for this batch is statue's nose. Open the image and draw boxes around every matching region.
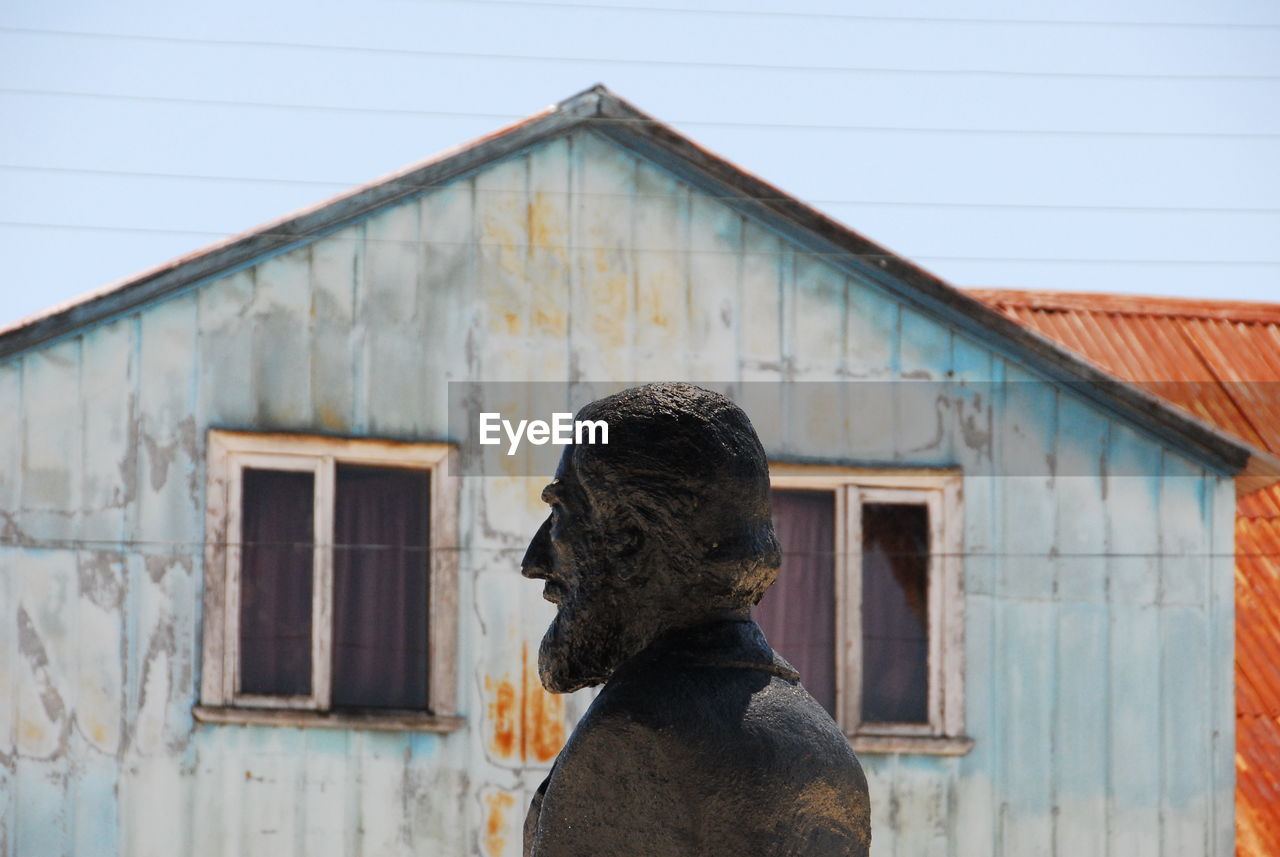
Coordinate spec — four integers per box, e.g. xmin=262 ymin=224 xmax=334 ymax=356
xmin=521 ymin=517 xmax=553 ymax=580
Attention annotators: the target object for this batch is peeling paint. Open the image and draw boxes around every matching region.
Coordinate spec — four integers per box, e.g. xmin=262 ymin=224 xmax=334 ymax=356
xmin=78 ymin=552 xmax=124 ymax=609
xmin=118 ymin=393 xmax=140 ymax=507
xmin=17 ymin=607 xmax=66 ymax=725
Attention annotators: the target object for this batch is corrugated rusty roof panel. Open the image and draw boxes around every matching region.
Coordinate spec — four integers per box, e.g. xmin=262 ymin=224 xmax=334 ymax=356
xmin=1242 ymin=487 xmax=1280 ymax=519
xmin=967 ymin=289 xmax=1280 ymax=857
xmin=969 ymin=289 xmax=1279 ymax=453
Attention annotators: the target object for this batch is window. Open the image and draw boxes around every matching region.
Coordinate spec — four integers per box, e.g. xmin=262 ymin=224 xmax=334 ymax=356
xmin=196 ymin=431 xmax=461 ymax=732
xmin=755 ymin=467 xmax=970 ymax=755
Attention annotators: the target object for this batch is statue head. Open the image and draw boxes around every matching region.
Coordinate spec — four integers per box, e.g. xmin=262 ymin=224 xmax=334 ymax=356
xmin=521 ymin=383 xmax=781 ymax=693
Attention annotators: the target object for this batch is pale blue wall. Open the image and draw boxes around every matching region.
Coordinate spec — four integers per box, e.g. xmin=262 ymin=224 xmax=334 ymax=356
xmin=0 ymin=130 xmax=1236 ymax=856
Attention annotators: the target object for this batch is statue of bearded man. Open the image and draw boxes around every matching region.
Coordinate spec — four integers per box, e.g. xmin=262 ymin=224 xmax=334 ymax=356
xmin=521 ymin=383 xmax=871 ymax=857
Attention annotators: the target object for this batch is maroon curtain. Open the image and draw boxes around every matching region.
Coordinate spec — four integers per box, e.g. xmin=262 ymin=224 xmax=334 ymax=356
xmin=239 ymin=469 xmax=315 ymax=696
xmin=860 ymin=503 xmax=929 ymax=723
xmin=754 ymin=490 xmax=837 ymax=715
xmin=331 ymin=465 xmax=430 ymax=710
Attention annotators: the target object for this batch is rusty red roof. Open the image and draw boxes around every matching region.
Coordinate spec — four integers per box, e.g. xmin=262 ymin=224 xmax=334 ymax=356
xmin=968 ymin=288 xmax=1280 ymax=857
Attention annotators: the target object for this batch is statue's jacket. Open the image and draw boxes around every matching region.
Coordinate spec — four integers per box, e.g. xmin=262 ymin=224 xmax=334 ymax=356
xmin=524 ymin=619 xmax=872 ymax=857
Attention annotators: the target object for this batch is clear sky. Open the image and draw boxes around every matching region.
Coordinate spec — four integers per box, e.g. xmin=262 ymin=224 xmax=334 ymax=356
xmin=2 ymin=0 xmax=1277 ymax=330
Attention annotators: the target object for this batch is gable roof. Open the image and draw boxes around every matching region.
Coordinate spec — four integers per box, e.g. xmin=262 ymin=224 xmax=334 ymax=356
xmin=2 ymin=85 xmax=1277 ymax=483
xmin=967 ymin=287 xmax=1280 ymax=857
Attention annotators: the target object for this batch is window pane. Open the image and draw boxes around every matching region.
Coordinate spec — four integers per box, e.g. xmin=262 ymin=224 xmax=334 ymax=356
xmin=755 ymin=490 xmax=836 ymax=716
xmin=331 ymin=465 xmax=431 ymax=710
xmin=240 ymin=469 xmax=315 ymax=696
xmin=861 ymin=503 xmax=929 ymax=724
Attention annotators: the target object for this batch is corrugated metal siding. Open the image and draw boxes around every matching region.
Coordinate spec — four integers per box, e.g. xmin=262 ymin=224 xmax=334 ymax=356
xmin=0 ymin=140 xmax=1236 ymax=856
xmin=970 ymin=288 xmax=1280 ymax=857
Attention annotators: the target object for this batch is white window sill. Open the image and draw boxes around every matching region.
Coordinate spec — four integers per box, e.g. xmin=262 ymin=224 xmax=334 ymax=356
xmin=193 ymin=704 xmax=466 ymax=733
xmin=849 ymin=733 xmax=975 ymax=756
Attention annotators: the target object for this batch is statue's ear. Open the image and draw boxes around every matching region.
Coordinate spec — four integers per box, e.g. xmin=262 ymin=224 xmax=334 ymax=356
xmin=611 ymin=525 xmax=646 ymax=580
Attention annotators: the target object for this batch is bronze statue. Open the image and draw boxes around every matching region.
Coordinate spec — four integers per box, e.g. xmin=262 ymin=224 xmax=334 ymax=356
xmin=521 ymin=383 xmax=871 ymax=857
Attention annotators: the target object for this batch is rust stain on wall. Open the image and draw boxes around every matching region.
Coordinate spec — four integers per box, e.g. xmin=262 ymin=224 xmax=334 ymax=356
xmin=485 ymin=643 xmax=566 ymax=763
xmin=482 ymin=791 xmax=517 ymax=857
xmin=528 ymin=193 xmax=567 ymax=262
xmin=521 ymin=642 xmax=564 ymax=763
xmin=485 ymin=674 xmax=518 ymax=759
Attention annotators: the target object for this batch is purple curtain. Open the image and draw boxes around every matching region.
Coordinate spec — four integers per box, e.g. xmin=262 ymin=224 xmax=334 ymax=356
xmin=754 ymin=490 xmax=837 ymax=715
xmin=860 ymin=503 xmax=929 ymax=723
xmin=331 ymin=465 xmax=430 ymax=710
xmin=239 ymin=469 xmax=315 ymax=696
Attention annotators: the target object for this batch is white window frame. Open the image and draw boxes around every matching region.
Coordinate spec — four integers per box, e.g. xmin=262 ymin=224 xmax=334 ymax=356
xmin=769 ymin=465 xmax=970 ymax=755
xmin=197 ymin=430 xmax=461 ymax=732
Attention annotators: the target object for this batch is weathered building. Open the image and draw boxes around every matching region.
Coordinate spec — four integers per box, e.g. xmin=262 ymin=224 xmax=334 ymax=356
xmin=970 ymin=289 xmax=1280 ymax=857
xmin=2 ymin=86 xmax=1276 ymax=856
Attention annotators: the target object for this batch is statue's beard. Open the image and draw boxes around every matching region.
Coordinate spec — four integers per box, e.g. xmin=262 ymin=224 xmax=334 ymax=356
xmin=537 ymin=589 xmax=657 ymax=694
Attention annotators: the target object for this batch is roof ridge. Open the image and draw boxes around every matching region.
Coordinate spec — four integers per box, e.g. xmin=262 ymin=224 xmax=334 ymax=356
xmin=966 ymin=288 xmax=1280 ymax=324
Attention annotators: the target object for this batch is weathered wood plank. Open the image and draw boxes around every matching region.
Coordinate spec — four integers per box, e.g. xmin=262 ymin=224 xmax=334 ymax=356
xmin=953 ymin=593 xmax=995 ymax=857
xmin=476 ymin=152 xmax=532 ymax=380
xmin=363 ymin=202 xmax=431 ymax=437
xmin=947 ymin=333 xmax=994 ymax=472
xmin=1106 ymin=423 xmax=1162 ymax=606
xmin=571 ymin=132 xmax=636 ymax=383
xmin=788 ymin=254 xmax=846 ymax=456
xmin=997 ymin=364 xmax=1057 ymax=601
xmin=310 ymin=224 xmax=360 ymax=433
xmin=1053 ymin=601 xmax=1109 ymax=857
xmin=75 ymin=551 xmax=124 ymax=756
xmin=631 ymin=159 xmax=689 ymax=377
xmin=523 ymin=138 xmax=572 ymax=380
xmin=894 ymin=308 xmax=952 ymax=462
xmin=250 ymin=248 xmax=314 ymax=428
xmin=1207 ymin=476 xmax=1236 ymax=856
xmin=892 ymin=755 xmax=949 ymax=857
xmin=1108 ymin=601 xmax=1161 ymax=857
xmin=120 ymin=753 xmax=188 ymax=857
xmin=861 ymin=755 xmax=895 ymax=857
xmin=79 ymin=317 xmax=136 ymax=544
xmin=1055 ymin=397 xmax=1111 ymax=604
xmin=996 ymin=598 xmax=1054 ymax=857
xmin=843 ymin=281 xmax=898 ymax=464
xmin=70 ymin=733 xmax=120 ymax=857
xmin=20 ymin=339 xmax=82 ymax=545
xmin=1160 ymin=604 xmax=1210 ymax=857
xmin=687 ymin=189 xmax=742 ymax=381
xmin=1159 ymin=453 xmax=1209 ymax=606
xmin=197 ymin=269 xmax=257 ymax=427
xmin=299 ymin=728 xmax=349 ymax=857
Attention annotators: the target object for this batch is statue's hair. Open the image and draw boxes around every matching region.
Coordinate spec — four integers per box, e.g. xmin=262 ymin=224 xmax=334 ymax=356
xmin=570 ymin=383 xmax=781 ymax=609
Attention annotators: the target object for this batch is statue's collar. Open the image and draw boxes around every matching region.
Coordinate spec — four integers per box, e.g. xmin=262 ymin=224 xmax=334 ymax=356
xmin=628 ymin=618 xmax=801 ymax=684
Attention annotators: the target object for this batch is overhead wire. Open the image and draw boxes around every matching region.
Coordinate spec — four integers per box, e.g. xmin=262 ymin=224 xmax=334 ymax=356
xmin=1 ymin=220 xmax=1278 ymax=267
xmin=409 ymin=0 xmax=1280 ymax=31
xmin=5 ymin=86 xmax=1279 ymax=140
xmin=3 ymin=26 xmax=1280 ymax=82
xmin=0 ymin=535 xmax=1268 ymax=558
xmin=3 ymin=163 xmax=1279 ymax=215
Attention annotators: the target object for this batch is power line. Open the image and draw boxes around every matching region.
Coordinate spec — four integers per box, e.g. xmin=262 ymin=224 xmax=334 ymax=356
xmin=3 ymin=26 xmax=1280 ymax=82
xmin=0 ymin=534 xmax=1269 ymax=558
xmin=4 ymin=163 xmax=1280 ymax=216
xmin=5 ymin=87 xmax=1279 ymax=141
xmin=3 ymin=219 xmax=1279 ymax=267
xmin=417 ymin=0 xmax=1280 ymax=32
